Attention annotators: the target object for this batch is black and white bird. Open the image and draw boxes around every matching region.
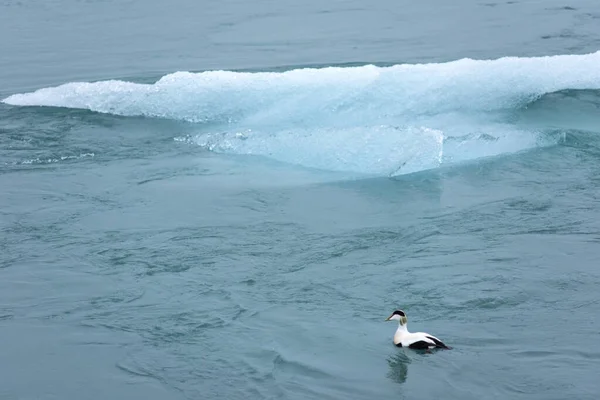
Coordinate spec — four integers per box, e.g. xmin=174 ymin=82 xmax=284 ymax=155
xmin=385 ymin=310 xmax=451 ymax=350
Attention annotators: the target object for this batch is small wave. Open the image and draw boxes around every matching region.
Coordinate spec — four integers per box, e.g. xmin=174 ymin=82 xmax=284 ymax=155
xmin=272 ymin=353 xmax=335 ymax=380
xmin=5 ymin=153 xmax=95 ymax=166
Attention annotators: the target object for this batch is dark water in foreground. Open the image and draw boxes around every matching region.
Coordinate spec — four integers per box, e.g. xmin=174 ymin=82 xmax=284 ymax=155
xmin=2 ymin=1 xmax=600 ymax=399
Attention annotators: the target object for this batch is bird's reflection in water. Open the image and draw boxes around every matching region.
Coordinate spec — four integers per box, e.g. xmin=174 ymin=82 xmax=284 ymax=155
xmin=386 ymin=351 xmax=411 ymax=384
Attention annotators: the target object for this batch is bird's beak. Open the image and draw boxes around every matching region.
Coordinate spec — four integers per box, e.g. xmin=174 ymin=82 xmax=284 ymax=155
xmin=385 ymin=315 xmax=391 ymax=321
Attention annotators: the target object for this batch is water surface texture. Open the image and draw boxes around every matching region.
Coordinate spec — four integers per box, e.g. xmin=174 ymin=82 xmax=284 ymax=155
xmin=2 ymin=1 xmax=600 ymax=399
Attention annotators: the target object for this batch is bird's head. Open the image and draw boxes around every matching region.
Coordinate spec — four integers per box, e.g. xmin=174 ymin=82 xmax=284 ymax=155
xmin=385 ymin=310 xmax=408 ymax=326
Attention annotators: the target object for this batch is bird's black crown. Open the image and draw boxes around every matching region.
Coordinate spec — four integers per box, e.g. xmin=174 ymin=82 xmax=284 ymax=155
xmin=391 ymin=310 xmax=406 ymax=317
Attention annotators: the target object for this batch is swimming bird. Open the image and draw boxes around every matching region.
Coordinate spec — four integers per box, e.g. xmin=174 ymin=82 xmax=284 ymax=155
xmin=385 ymin=310 xmax=451 ymax=350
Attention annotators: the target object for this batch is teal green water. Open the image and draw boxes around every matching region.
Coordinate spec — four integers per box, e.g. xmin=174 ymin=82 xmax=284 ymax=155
xmin=2 ymin=1 xmax=600 ymax=399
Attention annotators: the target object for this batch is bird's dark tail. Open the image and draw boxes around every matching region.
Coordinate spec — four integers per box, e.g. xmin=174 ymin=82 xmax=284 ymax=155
xmin=426 ymin=336 xmax=452 ymax=350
